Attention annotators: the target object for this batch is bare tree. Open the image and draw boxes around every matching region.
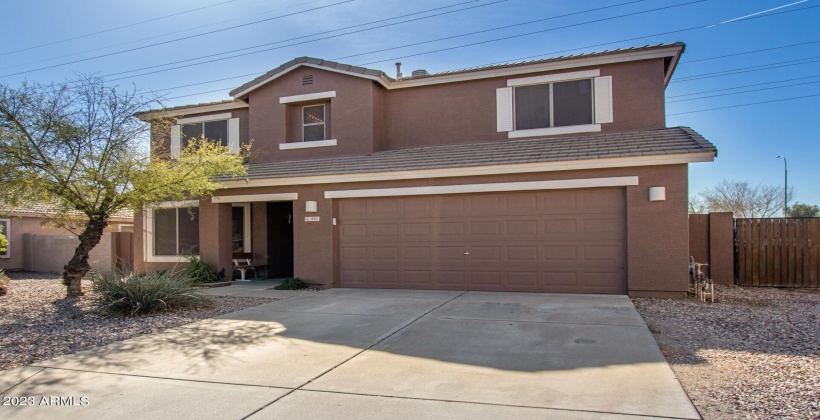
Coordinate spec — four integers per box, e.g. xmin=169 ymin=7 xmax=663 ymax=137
xmin=695 ymin=180 xmax=794 ymax=218
xmin=688 ymin=196 xmax=708 ymax=214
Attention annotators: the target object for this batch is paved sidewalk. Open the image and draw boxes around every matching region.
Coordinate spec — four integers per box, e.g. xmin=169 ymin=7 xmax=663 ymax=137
xmin=0 ymin=288 xmax=700 ymax=419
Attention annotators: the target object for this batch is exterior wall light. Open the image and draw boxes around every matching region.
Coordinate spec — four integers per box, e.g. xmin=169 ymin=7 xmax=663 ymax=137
xmin=305 ymin=201 xmax=318 ymax=213
xmin=648 ymin=187 xmax=666 ymax=201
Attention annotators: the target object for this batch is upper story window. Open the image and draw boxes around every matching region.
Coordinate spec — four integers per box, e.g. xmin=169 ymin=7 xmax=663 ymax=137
xmin=515 ymin=79 xmax=593 ymax=130
xmin=181 ymin=120 xmax=228 ymax=148
xmin=278 ymin=91 xmax=338 ymax=150
xmin=497 ymin=70 xmax=612 ymax=139
xmin=170 ymin=113 xmax=239 ymax=158
xmin=303 ymin=104 xmax=326 ymax=142
xmin=0 ymin=218 xmax=9 ymax=258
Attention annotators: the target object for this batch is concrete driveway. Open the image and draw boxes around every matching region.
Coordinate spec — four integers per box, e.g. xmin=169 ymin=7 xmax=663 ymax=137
xmin=0 ymin=288 xmax=699 ymax=419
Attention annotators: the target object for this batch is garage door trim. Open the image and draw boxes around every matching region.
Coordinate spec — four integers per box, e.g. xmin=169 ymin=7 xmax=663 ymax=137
xmin=325 ymin=176 xmax=638 ymax=199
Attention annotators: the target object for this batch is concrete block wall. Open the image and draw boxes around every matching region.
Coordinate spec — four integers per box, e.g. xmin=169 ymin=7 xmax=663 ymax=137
xmin=688 ymin=212 xmax=734 ymax=285
xmin=22 ymin=233 xmax=114 ymax=274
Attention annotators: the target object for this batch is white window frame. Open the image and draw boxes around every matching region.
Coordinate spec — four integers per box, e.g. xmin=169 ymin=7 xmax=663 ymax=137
xmin=500 ymin=69 xmax=609 ymax=138
xmin=302 ymin=104 xmax=327 ymax=142
xmin=171 ymin=113 xmax=239 ymax=158
xmin=231 ymin=203 xmax=252 ymax=253
xmin=143 ymin=201 xmax=199 ymax=263
xmin=0 ymin=218 xmax=10 ymax=259
xmin=512 ymin=79 xmax=597 ymax=137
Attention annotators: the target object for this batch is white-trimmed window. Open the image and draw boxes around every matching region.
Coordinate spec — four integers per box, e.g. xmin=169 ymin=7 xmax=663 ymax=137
xmin=0 ymin=218 xmax=9 ymax=258
xmin=303 ymin=104 xmax=326 ymax=142
xmin=497 ymin=70 xmax=613 ymax=138
xmin=144 ymin=202 xmax=199 ymax=263
xmin=170 ymin=113 xmax=240 ymax=158
xmin=231 ymin=203 xmax=252 ymax=253
xmin=278 ymin=91 xmax=337 ymax=150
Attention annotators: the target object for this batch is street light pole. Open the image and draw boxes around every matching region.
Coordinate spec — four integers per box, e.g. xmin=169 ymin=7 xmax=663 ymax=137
xmin=776 ymin=155 xmax=788 ymax=217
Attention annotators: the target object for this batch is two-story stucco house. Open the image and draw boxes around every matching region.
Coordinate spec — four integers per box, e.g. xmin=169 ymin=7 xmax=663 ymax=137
xmin=135 ymin=42 xmax=716 ymax=298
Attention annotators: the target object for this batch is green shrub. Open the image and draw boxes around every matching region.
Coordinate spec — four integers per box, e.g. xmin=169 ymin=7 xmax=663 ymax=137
xmin=184 ymin=257 xmax=221 ymax=283
xmin=0 ymin=269 xmax=9 ymax=296
xmin=0 ymin=233 xmax=7 ymax=254
xmin=274 ymin=277 xmax=309 ymax=290
xmin=91 ymin=269 xmax=213 ymax=316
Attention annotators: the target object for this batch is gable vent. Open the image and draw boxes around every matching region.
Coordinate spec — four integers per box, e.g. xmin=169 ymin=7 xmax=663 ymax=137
xmin=302 ymin=75 xmax=314 ymax=85
xmin=411 ymin=69 xmax=429 ymax=78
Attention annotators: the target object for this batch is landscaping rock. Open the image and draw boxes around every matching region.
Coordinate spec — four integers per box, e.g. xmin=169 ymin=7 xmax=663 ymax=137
xmin=634 ymin=285 xmax=820 ymax=419
xmin=0 ymin=272 xmax=276 ymax=371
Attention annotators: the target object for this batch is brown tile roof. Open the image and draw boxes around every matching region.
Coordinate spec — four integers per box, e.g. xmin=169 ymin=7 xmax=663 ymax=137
xmin=0 ymin=201 xmax=134 ymax=222
xmin=408 ymin=42 xmax=685 ymax=80
xmin=134 ymin=99 xmax=246 ymax=119
xmin=222 ymin=126 xmax=714 ymax=181
xmin=228 ymin=43 xmax=684 ymax=97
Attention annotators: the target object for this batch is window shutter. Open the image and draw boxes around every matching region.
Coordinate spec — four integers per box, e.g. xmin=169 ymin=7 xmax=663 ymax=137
xmin=170 ymin=125 xmax=181 ymax=159
xmin=228 ymin=118 xmax=240 ymax=154
xmin=496 ymin=87 xmax=513 ymax=132
xmin=594 ymin=76 xmax=613 ymax=124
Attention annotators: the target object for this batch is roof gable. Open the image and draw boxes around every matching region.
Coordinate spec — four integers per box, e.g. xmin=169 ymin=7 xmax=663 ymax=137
xmin=229 ymin=57 xmax=392 ymax=98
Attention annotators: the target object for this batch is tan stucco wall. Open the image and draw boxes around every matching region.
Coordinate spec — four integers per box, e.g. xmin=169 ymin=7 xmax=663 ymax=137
xmin=382 ymin=59 xmax=666 ymax=150
xmin=0 ymin=216 xmax=127 ymax=273
xmin=135 ymin=164 xmax=691 ymax=296
xmin=246 ymin=68 xmax=379 ymax=162
xmin=149 ymin=58 xmax=668 ymax=162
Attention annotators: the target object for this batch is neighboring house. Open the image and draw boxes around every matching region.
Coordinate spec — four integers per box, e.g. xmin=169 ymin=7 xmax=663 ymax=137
xmin=134 ymin=42 xmax=716 ymax=298
xmin=0 ymin=203 xmax=133 ymax=273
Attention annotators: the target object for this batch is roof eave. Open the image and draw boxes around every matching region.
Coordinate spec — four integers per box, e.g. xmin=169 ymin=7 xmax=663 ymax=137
xmin=215 ymin=150 xmax=716 ymax=189
xmin=134 ymin=100 xmax=249 ymax=121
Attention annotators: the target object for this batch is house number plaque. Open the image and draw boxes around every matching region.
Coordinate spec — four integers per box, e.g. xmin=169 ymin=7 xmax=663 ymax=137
xmin=305 ymin=217 xmax=320 ymax=222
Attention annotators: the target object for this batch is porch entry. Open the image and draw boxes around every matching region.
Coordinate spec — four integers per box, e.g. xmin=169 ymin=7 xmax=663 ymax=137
xmin=267 ymin=201 xmax=294 ymax=278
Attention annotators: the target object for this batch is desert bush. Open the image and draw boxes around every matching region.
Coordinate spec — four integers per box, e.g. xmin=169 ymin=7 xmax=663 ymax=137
xmin=274 ymin=278 xmax=309 ymax=290
xmin=91 ymin=269 xmax=213 ymax=316
xmin=184 ymin=257 xmax=221 ymax=283
xmin=0 ymin=269 xmax=9 ymax=296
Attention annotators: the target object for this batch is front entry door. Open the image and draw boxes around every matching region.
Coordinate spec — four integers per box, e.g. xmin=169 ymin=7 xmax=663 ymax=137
xmin=267 ymin=202 xmax=294 ymax=278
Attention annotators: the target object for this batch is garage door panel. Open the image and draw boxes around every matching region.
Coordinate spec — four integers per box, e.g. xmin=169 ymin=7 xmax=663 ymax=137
xmin=372 ymin=247 xmax=399 ymax=261
xmin=341 ymin=246 xmax=368 ymax=260
xmin=436 ymin=271 xmax=467 ymax=286
xmin=338 ymin=189 xmax=626 ymax=294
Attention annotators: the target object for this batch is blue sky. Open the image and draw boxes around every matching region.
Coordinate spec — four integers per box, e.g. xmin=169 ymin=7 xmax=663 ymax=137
xmin=2 ymin=0 xmax=817 ymax=204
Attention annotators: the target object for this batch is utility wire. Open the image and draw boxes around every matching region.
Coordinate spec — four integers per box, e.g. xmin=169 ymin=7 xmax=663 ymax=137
xmin=667 ymin=79 xmax=820 ymax=102
xmin=0 ymin=0 xmax=355 ymax=78
xmin=333 ymin=0 xmax=646 ymax=60
xmin=355 ymin=0 xmax=706 ymax=66
xmin=434 ymin=5 xmax=819 ymax=74
xmin=0 ymin=0 xmax=328 ymax=71
xmin=104 ymin=0 xmax=694 ymax=83
xmin=667 ymin=74 xmax=820 ymax=98
xmin=100 ymin=0 xmax=502 ymax=80
xmin=0 ymin=0 xmax=241 ymax=57
xmin=680 ymin=40 xmax=820 ymax=63
xmin=136 ymin=3 xmax=819 ymax=101
xmin=667 ymin=93 xmax=820 ymax=115
xmin=672 ymin=56 xmax=820 ymax=82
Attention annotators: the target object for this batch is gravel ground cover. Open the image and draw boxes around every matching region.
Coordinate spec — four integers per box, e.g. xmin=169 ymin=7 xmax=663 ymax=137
xmin=634 ymin=285 xmax=820 ymax=419
xmin=0 ymin=272 xmax=276 ymax=371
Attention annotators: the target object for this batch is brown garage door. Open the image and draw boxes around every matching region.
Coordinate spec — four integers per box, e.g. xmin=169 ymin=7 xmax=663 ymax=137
xmin=337 ymin=188 xmax=626 ymax=294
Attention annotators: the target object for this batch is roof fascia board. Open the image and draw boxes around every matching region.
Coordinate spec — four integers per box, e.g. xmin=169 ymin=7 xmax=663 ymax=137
xmin=136 ymin=101 xmax=248 ymax=121
xmin=391 ymin=47 xmax=683 ymax=90
xmin=232 ymin=63 xmax=391 ymax=98
xmin=230 ymin=46 xmax=683 ymax=98
xmin=217 ymin=151 xmax=715 ymax=189
xmin=324 ymin=176 xmax=640 ymax=199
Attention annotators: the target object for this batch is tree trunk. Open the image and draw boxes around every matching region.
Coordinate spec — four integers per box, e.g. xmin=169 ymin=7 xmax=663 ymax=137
xmin=62 ymin=217 xmax=108 ymax=297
